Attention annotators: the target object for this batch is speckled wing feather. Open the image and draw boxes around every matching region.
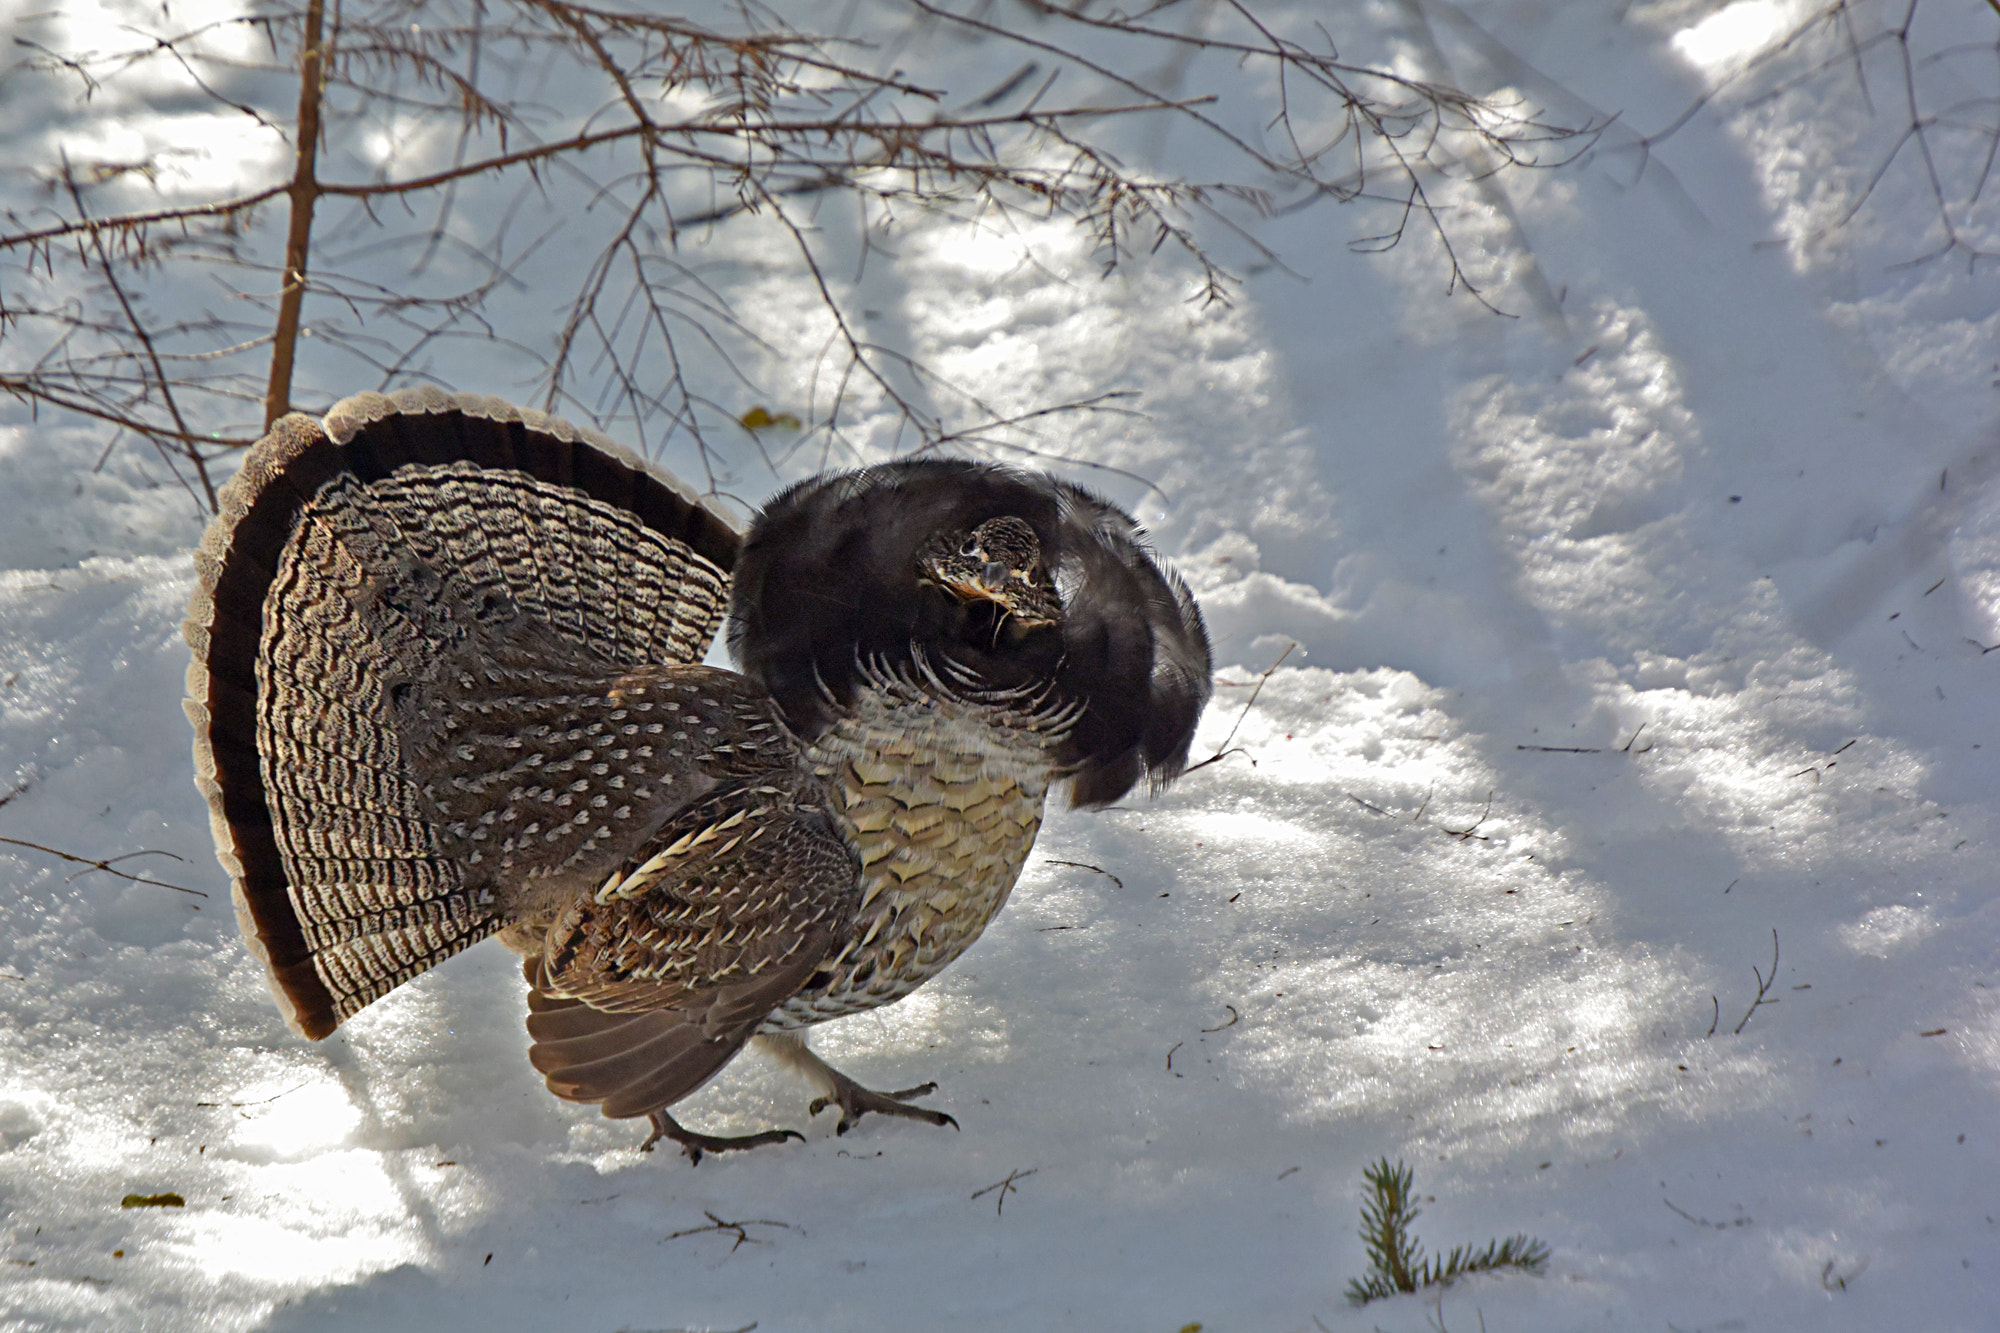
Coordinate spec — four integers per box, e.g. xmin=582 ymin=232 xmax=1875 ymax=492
xmin=526 ymin=785 xmax=858 ymax=1118
xmin=184 ymin=389 xmax=742 ymax=1039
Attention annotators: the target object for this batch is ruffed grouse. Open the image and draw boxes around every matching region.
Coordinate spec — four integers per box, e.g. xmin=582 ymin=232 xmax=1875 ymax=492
xmin=184 ymin=388 xmax=1210 ymax=1160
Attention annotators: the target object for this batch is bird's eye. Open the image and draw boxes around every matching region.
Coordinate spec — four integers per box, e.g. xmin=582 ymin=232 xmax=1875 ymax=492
xmin=959 ymin=536 xmax=980 ymax=557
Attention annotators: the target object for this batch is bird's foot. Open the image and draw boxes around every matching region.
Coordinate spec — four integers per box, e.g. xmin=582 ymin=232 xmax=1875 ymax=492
xmin=808 ymin=1069 xmax=959 ymax=1135
xmin=640 ymin=1110 xmax=803 ymax=1166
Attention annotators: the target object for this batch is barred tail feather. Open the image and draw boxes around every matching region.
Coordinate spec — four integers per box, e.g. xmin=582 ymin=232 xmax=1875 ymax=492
xmin=185 ymin=390 xmax=743 ymax=1038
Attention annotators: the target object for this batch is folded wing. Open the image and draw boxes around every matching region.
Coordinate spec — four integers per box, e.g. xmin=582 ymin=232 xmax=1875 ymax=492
xmin=527 ymin=785 xmax=859 ymax=1117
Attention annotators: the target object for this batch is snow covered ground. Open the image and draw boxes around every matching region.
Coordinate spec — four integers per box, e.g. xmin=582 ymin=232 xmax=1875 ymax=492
xmin=3 ymin=1 xmax=1998 ymax=1329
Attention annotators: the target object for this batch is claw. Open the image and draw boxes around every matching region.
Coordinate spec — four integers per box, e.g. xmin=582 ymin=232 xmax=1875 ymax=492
xmin=753 ymin=1034 xmax=961 ymax=1140
xmin=641 ymin=1110 xmax=804 ymax=1165
xmin=809 ymin=1072 xmax=956 ymax=1134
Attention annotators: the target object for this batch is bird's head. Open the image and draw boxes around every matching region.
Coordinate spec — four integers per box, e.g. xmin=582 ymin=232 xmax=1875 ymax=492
xmin=914 ymin=514 xmax=1062 ymax=636
xmin=727 ymin=459 xmax=1211 ymax=807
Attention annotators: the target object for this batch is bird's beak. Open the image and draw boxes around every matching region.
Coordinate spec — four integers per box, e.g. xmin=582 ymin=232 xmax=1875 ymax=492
xmin=940 ymin=571 xmax=1060 ymax=628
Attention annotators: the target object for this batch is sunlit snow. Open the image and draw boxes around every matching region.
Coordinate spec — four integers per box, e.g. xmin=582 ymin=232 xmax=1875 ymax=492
xmin=1671 ymin=0 xmax=1798 ymax=76
xmin=3 ymin=1 xmax=1998 ymax=1331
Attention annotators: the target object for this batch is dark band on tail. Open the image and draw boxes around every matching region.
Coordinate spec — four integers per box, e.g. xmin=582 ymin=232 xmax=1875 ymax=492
xmin=185 ymin=389 xmax=743 ymax=1038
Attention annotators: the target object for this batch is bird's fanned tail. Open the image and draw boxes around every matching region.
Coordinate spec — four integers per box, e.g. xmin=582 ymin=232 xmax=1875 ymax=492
xmin=184 ymin=389 xmax=741 ymax=1038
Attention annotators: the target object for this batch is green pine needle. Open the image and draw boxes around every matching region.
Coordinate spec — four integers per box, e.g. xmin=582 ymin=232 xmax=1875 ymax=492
xmin=1345 ymin=1158 xmax=1549 ymax=1305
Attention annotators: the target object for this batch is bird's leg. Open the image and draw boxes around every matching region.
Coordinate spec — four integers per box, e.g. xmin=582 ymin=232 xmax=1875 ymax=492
xmin=755 ymin=1032 xmax=959 ymax=1135
xmin=640 ymin=1110 xmax=803 ymax=1166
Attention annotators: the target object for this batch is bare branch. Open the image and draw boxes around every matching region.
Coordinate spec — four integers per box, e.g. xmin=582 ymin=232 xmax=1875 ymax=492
xmin=0 ymin=189 xmax=288 ymax=254
xmin=264 ymin=0 xmax=328 ymax=428
xmin=2 ymin=0 xmax=1597 ymax=492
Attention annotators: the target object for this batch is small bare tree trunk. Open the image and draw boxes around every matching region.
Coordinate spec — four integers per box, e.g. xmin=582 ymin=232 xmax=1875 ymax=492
xmin=263 ymin=0 xmax=327 ymax=429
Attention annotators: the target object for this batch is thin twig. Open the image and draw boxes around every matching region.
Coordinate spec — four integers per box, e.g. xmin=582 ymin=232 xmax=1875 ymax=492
xmin=1664 ymin=1197 xmax=1751 ymax=1230
xmin=1732 ymin=930 xmax=1781 ymax=1035
xmin=971 ymin=1167 xmax=1037 ymax=1215
xmin=1442 ymin=792 xmax=1494 ymax=841
xmin=1046 ymin=860 xmax=1123 ymax=890
xmin=1183 ymin=642 xmax=1296 ymax=776
xmin=196 ymin=1080 xmax=310 ymax=1108
xmin=662 ymin=1211 xmax=791 ymax=1252
xmin=0 ymin=835 xmax=207 ymax=898
xmin=60 ymin=157 xmax=215 ymax=509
